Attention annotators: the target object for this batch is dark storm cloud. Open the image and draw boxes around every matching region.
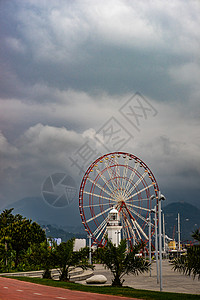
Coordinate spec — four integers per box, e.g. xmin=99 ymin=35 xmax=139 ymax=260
xmin=0 ymin=0 xmax=200 ymax=213
xmin=0 ymin=0 xmax=199 ymax=100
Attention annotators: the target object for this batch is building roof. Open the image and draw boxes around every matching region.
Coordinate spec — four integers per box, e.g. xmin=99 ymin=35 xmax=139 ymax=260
xmin=109 ymin=208 xmax=119 ymax=214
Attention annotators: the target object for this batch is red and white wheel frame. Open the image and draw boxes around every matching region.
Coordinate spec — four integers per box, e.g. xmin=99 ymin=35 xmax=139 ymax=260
xmin=79 ymin=152 xmax=159 ymax=248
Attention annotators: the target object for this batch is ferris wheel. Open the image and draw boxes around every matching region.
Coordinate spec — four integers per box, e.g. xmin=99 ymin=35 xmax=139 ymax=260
xmin=79 ymin=152 xmax=159 ymax=248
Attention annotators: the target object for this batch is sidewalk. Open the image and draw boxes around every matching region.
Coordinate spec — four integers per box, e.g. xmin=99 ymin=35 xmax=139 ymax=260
xmin=78 ymin=260 xmax=200 ymax=295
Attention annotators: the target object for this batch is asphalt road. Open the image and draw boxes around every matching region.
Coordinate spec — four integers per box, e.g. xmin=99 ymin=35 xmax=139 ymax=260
xmin=0 ymin=277 xmax=139 ymax=300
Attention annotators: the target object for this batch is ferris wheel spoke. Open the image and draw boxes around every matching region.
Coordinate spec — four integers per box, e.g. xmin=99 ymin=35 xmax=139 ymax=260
xmin=86 ymin=206 xmax=112 ymax=223
xmin=120 ymin=212 xmax=127 ymax=240
xmin=126 ymin=197 xmax=151 ymax=202
xmin=124 ymin=162 xmax=139 ymax=195
xmin=95 ymin=221 xmax=108 ymax=240
xmin=126 ymin=171 xmax=148 ymax=197
xmin=83 ymin=191 xmax=112 ymax=201
xmin=121 ymin=156 xmax=129 ymax=196
xmin=87 ymin=177 xmax=113 ymax=198
xmin=83 ymin=202 xmax=111 ymax=208
xmin=121 ymin=207 xmax=136 ymax=242
xmin=125 ymin=202 xmax=150 ymax=212
xmin=95 ymin=168 xmax=115 ymax=194
xmin=126 ymin=205 xmax=148 ymax=224
xmin=114 ymin=156 xmax=121 ymax=189
xmin=133 ymin=218 xmax=148 ymax=240
xmin=101 ymin=228 xmax=108 ymax=245
xmin=93 ymin=217 xmax=108 ymax=237
xmin=125 ymin=184 xmax=153 ymax=201
xmin=122 ymin=216 xmax=132 ymax=242
xmin=131 ymin=219 xmax=142 ymax=240
xmin=124 ymin=214 xmax=137 ymax=241
xmin=104 ymin=161 xmax=119 ymax=190
xmin=122 ymin=203 xmax=148 ymax=240
xmin=122 ymin=225 xmax=128 ymax=241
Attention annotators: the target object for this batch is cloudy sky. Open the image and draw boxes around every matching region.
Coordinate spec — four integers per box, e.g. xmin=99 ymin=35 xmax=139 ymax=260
xmin=0 ymin=0 xmax=200 ymax=225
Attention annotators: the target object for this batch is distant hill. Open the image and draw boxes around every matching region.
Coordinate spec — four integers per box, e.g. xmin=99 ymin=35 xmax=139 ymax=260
xmin=1 ymin=196 xmax=82 ymax=228
xmin=163 ymin=202 xmax=200 ymax=242
xmin=39 ymin=224 xmax=87 ymax=242
xmin=1 ymin=197 xmax=199 ymax=243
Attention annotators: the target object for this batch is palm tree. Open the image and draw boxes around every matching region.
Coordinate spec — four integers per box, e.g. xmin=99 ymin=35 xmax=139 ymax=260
xmin=54 ymin=238 xmax=93 ymax=281
xmin=98 ymin=239 xmax=149 ymax=287
xmin=172 ymin=229 xmax=200 ymax=279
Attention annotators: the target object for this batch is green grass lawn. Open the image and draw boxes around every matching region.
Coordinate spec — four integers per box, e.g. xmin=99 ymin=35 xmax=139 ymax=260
xmin=6 ymin=276 xmax=200 ymax=300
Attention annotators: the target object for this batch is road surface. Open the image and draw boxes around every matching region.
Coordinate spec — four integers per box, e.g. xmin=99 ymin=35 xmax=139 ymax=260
xmin=0 ymin=277 xmax=139 ymax=300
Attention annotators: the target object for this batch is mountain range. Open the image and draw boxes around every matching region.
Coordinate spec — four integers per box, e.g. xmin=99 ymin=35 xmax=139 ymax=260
xmin=162 ymin=202 xmax=200 ymax=242
xmin=1 ymin=197 xmax=200 ymax=243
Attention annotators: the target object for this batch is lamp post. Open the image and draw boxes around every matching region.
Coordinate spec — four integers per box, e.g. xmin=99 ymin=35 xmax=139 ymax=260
xmin=151 ymin=205 xmax=159 ymax=284
xmin=154 ymin=205 xmax=159 ymax=283
xmin=163 ymin=213 xmax=166 ymax=255
xmin=148 ymin=212 xmax=152 ymax=277
xmin=177 ymin=213 xmax=181 ymax=253
xmin=149 ymin=195 xmax=156 ymax=277
xmin=158 ymin=191 xmax=166 ymax=292
xmin=88 ymin=234 xmax=92 ymax=264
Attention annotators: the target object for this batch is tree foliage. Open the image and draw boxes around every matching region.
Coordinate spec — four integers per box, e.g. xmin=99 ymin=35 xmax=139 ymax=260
xmin=28 ymin=240 xmax=54 ymax=278
xmin=0 ymin=209 xmax=46 ymax=270
xmin=172 ymin=229 xmax=200 ymax=280
xmin=98 ymin=239 xmax=149 ymax=286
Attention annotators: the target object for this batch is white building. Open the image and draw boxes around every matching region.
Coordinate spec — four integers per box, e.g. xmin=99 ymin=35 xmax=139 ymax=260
xmin=107 ymin=208 xmax=122 ymax=247
xmin=47 ymin=237 xmax=62 ymax=246
xmin=73 ymin=238 xmax=86 ymax=251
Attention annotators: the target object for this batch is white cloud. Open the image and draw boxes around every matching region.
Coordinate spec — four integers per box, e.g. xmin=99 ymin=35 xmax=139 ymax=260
xmin=169 ymin=63 xmax=200 ymax=87
xmin=0 ymin=88 xmax=121 ymax=141
xmin=19 ymin=124 xmax=81 ymax=157
xmin=14 ymin=0 xmax=200 ymax=64
xmin=0 ymin=124 xmax=84 ymax=205
xmin=0 ymin=132 xmax=18 ymax=169
xmin=1 ymin=91 xmax=199 ymax=205
xmin=5 ymin=37 xmax=26 ymax=53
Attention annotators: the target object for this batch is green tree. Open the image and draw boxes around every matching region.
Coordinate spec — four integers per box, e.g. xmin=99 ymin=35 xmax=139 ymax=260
xmin=98 ymin=239 xmax=149 ymax=287
xmin=8 ymin=219 xmax=46 ymax=268
xmin=172 ymin=229 xmax=200 ymax=279
xmin=0 ymin=209 xmax=46 ymax=269
xmin=28 ymin=240 xmax=54 ymax=278
xmin=0 ymin=209 xmax=23 ymax=271
xmin=54 ymin=238 xmax=93 ymax=281
xmin=0 ymin=209 xmax=19 ymax=229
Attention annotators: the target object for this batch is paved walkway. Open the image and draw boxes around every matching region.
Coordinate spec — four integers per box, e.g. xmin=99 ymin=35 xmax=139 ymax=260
xmin=78 ymin=260 xmax=200 ymax=295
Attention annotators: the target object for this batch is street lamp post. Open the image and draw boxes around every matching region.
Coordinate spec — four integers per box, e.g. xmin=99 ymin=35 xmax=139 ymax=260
xmin=155 ymin=207 xmax=159 ymax=284
xmin=149 ymin=195 xmax=156 ymax=279
xmin=158 ymin=191 xmax=166 ymax=292
xmin=163 ymin=213 xmax=166 ymax=255
xmin=152 ymin=205 xmax=159 ymax=284
xmin=148 ymin=212 xmax=152 ymax=277
xmin=178 ymin=213 xmax=181 ymax=253
xmin=88 ymin=234 xmax=92 ymax=264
